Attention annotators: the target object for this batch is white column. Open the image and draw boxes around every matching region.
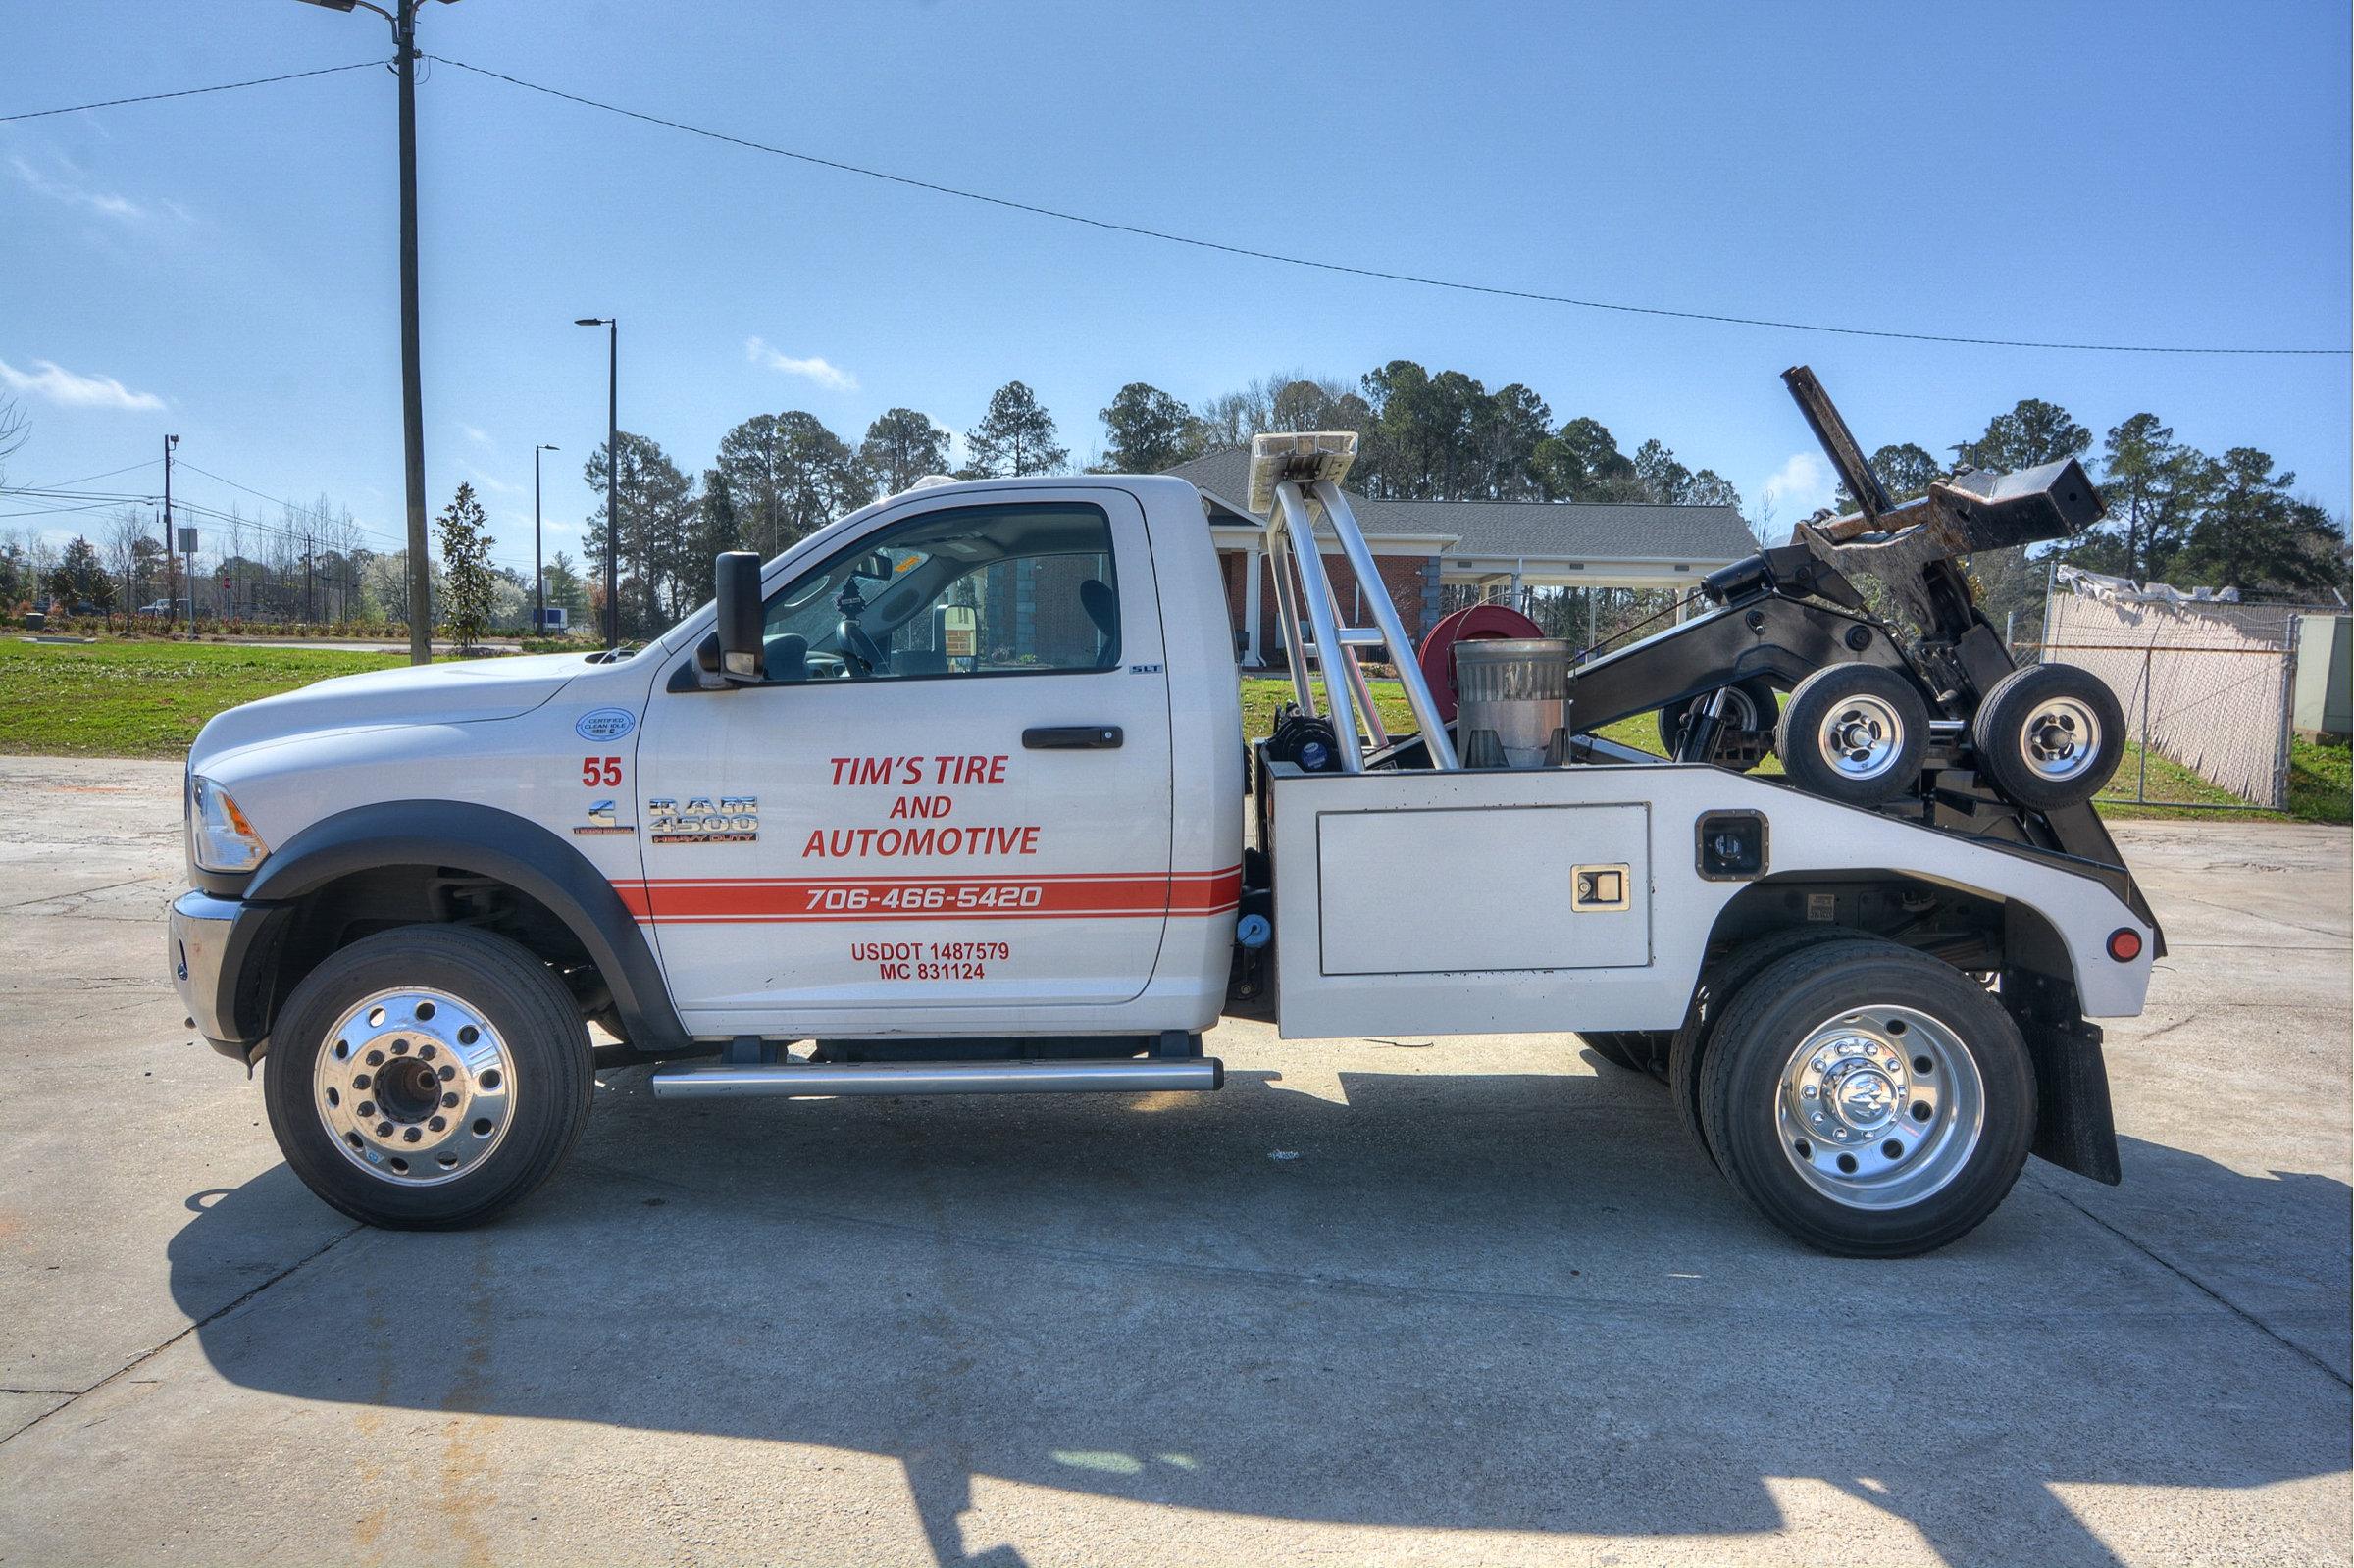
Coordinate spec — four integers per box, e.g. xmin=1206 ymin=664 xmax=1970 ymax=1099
xmin=1243 ymin=538 xmax=1264 ymax=667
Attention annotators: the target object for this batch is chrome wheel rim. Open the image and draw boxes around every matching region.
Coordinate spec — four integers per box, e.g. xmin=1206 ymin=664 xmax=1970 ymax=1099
xmin=314 ymin=987 xmax=515 ymax=1187
xmin=1817 ymin=693 xmax=1906 ymax=780
xmin=2019 ymin=695 xmax=2102 ymax=783
xmin=1776 ymin=1005 xmax=1983 ymax=1210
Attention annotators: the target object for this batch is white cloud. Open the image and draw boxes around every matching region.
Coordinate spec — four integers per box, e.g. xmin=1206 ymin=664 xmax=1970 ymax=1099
xmin=9 ymin=155 xmax=145 ymax=222
xmin=743 ymin=336 xmax=856 ymax=391
xmin=465 ymin=467 xmax=522 ymax=497
xmin=1757 ymin=451 xmax=1834 ymax=533
xmin=0 ymin=356 xmax=164 ymax=411
xmin=461 ymin=425 xmax=491 ymax=446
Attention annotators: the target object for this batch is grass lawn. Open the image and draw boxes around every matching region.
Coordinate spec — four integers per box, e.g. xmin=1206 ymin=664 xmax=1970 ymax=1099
xmin=0 ymin=639 xmax=406 ymax=759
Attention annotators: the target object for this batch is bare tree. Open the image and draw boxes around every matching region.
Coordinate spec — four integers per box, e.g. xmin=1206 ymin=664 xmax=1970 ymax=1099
xmin=103 ymin=507 xmax=155 ymax=629
xmin=0 ymin=393 xmax=26 ymax=486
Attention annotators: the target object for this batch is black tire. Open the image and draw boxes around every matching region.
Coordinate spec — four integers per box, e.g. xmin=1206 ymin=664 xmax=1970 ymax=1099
xmin=264 ymin=926 xmax=593 ymax=1230
xmin=1656 ymin=678 xmax=1779 ymax=770
xmin=1668 ymin=925 xmax=1860 ymax=1168
xmin=1972 ymin=663 xmax=2125 ymax=810
xmin=1776 ymin=664 xmax=1930 ymax=806
xmin=1699 ymin=939 xmax=2035 ymax=1257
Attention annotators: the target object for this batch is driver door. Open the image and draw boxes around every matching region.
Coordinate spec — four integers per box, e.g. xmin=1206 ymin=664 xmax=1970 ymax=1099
xmin=632 ymin=485 xmax=1174 ymax=1035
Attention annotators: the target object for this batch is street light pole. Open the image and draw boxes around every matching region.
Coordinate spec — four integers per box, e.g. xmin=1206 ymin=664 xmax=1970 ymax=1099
xmin=293 ymin=0 xmax=453 ymax=665
xmin=575 ymin=317 xmax=618 ymax=649
xmin=533 ymin=442 xmax=558 ymax=634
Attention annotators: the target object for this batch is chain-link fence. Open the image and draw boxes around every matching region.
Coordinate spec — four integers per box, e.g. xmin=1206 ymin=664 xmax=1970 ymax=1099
xmin=2040 ymin=590 xmax=2310 ymax=809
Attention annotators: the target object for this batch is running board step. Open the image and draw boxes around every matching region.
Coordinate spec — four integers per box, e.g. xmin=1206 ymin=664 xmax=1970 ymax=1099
xmin=646 ymin=1056 xmax=1224 ymax=1100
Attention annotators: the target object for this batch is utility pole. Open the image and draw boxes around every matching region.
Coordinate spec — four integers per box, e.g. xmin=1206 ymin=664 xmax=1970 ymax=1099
xmin=293 ymin=0 xmax=450 ymax=663
xmin=162 ymin=433 xmax=179 ymax=633
xmin=392 ymin=0 xmax=430 ymax=661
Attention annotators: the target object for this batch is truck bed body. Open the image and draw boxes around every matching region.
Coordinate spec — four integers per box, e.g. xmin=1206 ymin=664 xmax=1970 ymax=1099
xmin=1265 ymin=758 xmax=2151 ymax=1039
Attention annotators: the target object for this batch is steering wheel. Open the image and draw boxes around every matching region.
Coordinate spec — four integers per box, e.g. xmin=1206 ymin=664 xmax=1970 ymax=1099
xmin=839 ymin=618 xmax=887 ymax=678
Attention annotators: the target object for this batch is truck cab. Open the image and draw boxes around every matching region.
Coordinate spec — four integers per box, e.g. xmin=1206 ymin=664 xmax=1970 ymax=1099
xmin=171 ymin=398 xmax=2159 ymax=1255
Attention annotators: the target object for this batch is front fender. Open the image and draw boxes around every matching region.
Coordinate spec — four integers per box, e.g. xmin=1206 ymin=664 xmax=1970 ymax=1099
xmin=242 ymin=799 xmax=688 ymax=1055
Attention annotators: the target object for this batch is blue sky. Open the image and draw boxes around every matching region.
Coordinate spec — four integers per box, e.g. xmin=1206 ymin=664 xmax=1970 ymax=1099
xmin=4 ymin=0 xmax=2347 ymax=580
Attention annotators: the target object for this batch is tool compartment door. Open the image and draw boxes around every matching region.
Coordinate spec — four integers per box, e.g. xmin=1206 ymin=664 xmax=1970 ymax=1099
xmin=1315 ymin=805 xmax=1651 ymax=975
xmin=1268 ymin=764 xmax=1682 ymax=1039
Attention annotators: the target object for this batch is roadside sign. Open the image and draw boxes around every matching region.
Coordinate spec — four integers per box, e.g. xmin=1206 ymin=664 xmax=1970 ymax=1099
xmin=177 ymin=527 xmax=198 ymax=553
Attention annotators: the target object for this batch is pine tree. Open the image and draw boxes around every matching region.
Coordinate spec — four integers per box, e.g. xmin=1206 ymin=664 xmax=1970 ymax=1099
xmin=966 ymin=381 xmax=1067 ymax=477
xmin=48 ymin=535 xmax=114 ymax=613
xmin=860 ymin=408 xmax=952 ymax=494
xmin=1099 ymin=382 xmax=1207 ymax=473
xmin=435 ymin=481 xmax=496 ymax=651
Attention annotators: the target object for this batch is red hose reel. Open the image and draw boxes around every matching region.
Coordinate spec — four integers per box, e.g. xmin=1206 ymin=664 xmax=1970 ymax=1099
xmin=1416 ymin=602 xmax=1544 ymax=723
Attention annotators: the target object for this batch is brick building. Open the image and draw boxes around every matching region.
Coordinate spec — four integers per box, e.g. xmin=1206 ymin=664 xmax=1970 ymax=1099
xmin=1160 ymin=449 xmax=1761 ymax=667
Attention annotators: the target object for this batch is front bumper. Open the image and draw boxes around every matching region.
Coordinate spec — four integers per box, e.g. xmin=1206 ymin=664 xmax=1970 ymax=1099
xmin=169 ymin=890 xmax=288 ymax=1061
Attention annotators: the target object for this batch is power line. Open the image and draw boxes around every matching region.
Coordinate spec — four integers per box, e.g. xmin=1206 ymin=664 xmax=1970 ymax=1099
xmin=21 ymin=459 xmax=160 ymax=490
xmin=176 ymin=460 xmax=312 ymax=515
xmin=0 ymin=60 xmax=384 ymax=124
xmin=428 ymin=52 xmax=2348 ymax=359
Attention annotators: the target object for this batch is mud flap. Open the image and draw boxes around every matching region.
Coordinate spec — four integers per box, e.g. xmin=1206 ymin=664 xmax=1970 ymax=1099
xmin=2021 ymin=1013 xmax=2123 ymax=1186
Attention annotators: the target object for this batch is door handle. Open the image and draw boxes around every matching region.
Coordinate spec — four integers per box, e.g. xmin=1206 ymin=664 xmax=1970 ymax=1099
xmin=1023 ymin=725 xmax=1123 ymax=750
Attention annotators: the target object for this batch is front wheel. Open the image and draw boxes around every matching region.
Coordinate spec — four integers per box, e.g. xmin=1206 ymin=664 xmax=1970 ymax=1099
xmin=1698 ymin=939 xmax=2035 ymax=1256
xmin=263 ymin=927 xmax=593 ymax=1229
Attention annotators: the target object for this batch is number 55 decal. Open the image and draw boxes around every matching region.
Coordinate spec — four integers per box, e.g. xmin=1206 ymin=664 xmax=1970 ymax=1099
xmin=582 ymin=756 xmax=623 ymax=787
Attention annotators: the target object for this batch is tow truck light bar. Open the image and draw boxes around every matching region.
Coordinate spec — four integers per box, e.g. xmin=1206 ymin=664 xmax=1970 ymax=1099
xmin=1246 ymin=430 xmax=1358 ymax=516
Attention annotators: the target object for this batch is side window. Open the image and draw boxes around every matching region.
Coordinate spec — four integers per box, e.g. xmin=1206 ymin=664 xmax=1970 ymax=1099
xmin=756 ymin=502 xmax=1119 ymax=683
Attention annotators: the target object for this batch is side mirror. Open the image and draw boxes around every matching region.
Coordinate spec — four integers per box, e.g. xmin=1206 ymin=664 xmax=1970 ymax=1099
xmin=714 ymin=550 xmax=762 ymax=682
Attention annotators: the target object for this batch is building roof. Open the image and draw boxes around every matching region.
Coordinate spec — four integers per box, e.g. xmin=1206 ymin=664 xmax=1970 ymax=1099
xmin=1365 ymin=497 xmax=1754 ymax=563
xmin=1160 ymin=447 xmax=1756 ymax=565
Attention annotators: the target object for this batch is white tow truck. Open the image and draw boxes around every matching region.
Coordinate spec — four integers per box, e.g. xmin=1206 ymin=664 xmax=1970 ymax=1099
xmin=170 ymin=372 xmax=2159 ymax=1254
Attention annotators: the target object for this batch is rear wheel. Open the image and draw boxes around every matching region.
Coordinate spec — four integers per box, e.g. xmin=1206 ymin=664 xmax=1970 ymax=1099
xmin=263 ymin=927 xmax=593 ymax=1229
xmin=1699 ymin=939 xmax=2035 ymax=1256
xmin=1669 ymin=925 xmax=1860 ymax=1167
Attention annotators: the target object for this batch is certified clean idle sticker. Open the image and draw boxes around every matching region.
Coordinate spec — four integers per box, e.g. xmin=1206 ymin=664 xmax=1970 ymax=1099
xmin=575 ymin=708 xmax=637 ymax=742
xmin=649 ymin=795 xmax=757 ymax=844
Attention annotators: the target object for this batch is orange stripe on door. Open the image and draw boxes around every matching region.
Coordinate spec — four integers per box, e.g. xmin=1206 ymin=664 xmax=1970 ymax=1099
xmin=615 ymin=867 xmax=1241 ymax=924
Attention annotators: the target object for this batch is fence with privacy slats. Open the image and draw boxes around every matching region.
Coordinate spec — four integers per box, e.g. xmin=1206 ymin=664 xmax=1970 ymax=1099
xmin=2040 ymin=592 xmax=2305 ymax=809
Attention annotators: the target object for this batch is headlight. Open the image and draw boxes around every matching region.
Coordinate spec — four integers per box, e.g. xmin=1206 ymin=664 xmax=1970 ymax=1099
xmin=189 ymin=776 xmax=270 ymax=873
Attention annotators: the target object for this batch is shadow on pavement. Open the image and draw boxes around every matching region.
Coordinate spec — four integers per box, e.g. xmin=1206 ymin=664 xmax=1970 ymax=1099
xmin=169 ymin=1064 xmax=2351 ymax=1567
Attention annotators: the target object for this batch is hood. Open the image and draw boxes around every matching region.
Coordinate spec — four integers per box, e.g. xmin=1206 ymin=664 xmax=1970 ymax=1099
xmin=191 ymin=651 xmax=604 ymax=766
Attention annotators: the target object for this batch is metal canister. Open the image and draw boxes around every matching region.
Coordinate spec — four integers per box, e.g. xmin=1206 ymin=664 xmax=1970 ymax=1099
xmin=1453 ymin=637 xmax=1572 ymax=768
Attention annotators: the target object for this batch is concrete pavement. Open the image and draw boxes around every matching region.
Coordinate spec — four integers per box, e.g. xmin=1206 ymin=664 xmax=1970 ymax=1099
xmin=0 ymin=755 xmax=2345 ymax=1566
